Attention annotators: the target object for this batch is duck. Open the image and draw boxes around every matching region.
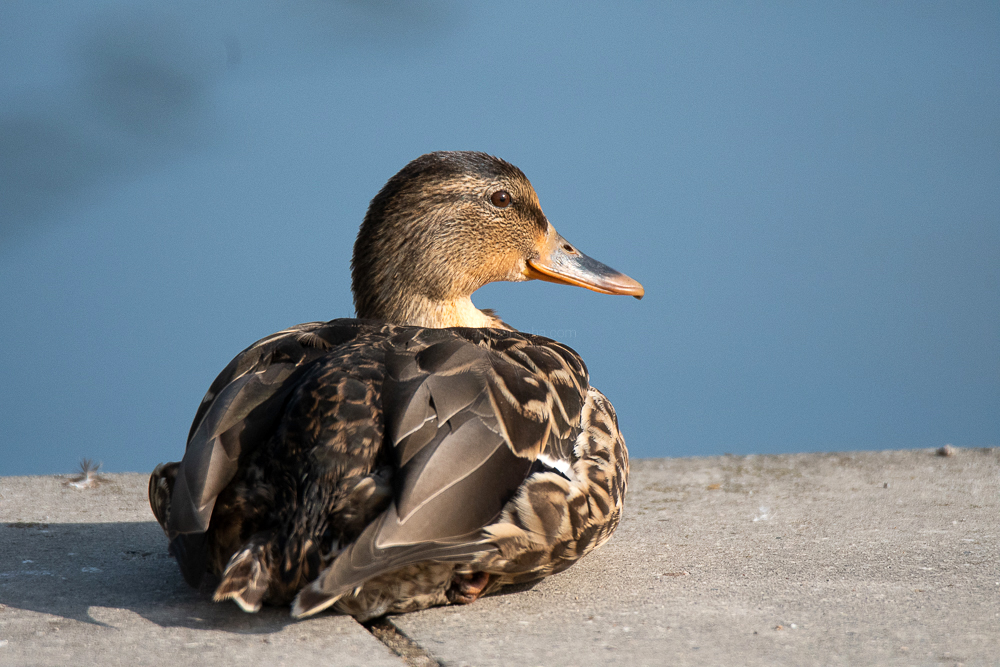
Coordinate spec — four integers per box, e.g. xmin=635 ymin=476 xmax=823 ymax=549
xmin=148 ymin=151 xmax=644 ymax=620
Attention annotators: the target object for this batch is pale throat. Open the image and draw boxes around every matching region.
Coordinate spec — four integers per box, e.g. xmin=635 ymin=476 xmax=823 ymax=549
xmin=392 ymin=295 xmax=506 ymax=329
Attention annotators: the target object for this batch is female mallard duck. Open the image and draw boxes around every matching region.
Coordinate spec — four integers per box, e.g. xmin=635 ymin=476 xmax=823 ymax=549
xmin=149 ymin=151 xmax=643 ymax=620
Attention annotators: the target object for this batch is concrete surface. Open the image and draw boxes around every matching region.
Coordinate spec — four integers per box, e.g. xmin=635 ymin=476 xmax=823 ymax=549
xmin=0 ymin=475 xmax=401 ymax=667
xmin=1 ymin=448 xmax=997 ymax=666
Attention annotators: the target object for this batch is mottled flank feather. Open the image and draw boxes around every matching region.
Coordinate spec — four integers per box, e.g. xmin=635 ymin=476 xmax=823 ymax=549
xmin=148 ymin=462 xmax=176 ymax=527
xmin=148 ymin=151 xmax=640 ymax=620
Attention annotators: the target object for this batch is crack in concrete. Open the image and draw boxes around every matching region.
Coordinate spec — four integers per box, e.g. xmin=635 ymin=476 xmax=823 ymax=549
xmin=363 ymin=617 xmax=442 ymax=667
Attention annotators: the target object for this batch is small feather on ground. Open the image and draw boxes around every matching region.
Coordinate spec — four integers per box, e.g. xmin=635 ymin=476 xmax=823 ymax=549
xmin=65 ymin=459 xmax=103 ymax=489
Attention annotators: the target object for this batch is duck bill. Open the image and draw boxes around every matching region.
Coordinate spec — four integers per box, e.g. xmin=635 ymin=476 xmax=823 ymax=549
xmin=525 ymin=229 xmax=644 ymax=299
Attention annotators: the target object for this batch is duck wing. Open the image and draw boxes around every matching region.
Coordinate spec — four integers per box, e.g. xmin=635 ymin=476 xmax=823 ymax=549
xmin=293 ymin=327 xmax=589 ymax=617
xmin=158 ymin=320 xmax=393 ymax=583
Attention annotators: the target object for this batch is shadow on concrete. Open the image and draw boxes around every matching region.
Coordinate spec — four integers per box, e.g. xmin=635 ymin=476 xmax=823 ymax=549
xmin=0 ymin=521 xmax=297 ymax=634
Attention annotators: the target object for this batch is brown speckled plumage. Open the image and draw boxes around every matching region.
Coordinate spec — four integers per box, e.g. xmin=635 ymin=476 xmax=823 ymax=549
xmin=149 ymin=151 xmax=641 ymax=620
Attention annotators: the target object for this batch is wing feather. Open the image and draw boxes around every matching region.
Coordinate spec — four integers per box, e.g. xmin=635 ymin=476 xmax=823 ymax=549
xmin=167 ymin=321 xmax=370 ymax=537
xmin=293 ymin=328 xmax=590 ymax=617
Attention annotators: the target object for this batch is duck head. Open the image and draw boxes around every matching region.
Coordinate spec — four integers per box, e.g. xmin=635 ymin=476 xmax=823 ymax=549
xmin=351 ymin=151 xmax=644 ymax=329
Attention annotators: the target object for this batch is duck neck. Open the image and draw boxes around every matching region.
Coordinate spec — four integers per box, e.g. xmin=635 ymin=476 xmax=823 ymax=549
xmin=357 ymin=292 xmax=509 ymax=330
xmin=403 ymin=296 xmax=503 ymax=329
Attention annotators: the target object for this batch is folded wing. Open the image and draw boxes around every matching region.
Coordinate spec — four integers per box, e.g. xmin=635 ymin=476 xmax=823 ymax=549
xmin=163 ymin=321 xmax=385 ymax=584
xmin=293 ymin=328 xmax=589 ymax=617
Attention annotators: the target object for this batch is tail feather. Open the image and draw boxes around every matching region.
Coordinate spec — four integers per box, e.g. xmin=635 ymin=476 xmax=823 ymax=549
xmin=291 ymin=509 xmax=495 ymax=619
xmin=291 ymin=580 xmax=346 ymax=619
xmin=213 ymin=532 xmax=275 ymax=613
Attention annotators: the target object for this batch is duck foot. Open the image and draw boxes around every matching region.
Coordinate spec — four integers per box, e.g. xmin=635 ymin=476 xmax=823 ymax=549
xmin=447 ymin=571 xmax=492 ymax=604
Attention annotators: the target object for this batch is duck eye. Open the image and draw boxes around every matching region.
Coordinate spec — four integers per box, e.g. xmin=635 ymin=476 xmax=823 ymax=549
xmin=490 ymin=190 xmax=512 ymax=209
